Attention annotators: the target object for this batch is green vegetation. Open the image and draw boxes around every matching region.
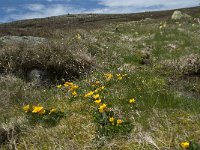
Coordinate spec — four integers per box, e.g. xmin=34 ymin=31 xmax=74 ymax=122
xmin=0 ymin=7 xmax=200 ymax=150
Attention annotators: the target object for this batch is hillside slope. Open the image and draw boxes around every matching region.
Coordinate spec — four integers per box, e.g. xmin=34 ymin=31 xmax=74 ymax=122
xmin=0 ymin=6 xmax=200 ymax=150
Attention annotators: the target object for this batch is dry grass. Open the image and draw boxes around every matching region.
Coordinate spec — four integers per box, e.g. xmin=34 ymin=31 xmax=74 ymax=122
xmin=0 ymin=6 xmax=200 ymax=150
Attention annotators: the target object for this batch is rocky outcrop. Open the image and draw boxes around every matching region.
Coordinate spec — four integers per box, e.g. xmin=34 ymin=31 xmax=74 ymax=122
xmin=171 ymin=11 xmax=191 ymax=20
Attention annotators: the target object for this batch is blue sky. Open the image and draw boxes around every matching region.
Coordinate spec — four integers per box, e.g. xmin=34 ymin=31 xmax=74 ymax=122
xmin=0 ymin=0 xmax=199 ymax=23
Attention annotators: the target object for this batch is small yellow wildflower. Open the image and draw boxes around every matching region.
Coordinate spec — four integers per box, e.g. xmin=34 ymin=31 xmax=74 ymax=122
xmin=70 ymin=85 xmax=79 ymax=91
xmin=64 ymin=82 xmax=73 ymax=87
xmin=93 ymin=94 xmax=100 ymax=99
xmin=99 ymin=103 xmax=107 ymax=109
xmin=23 ymin=104 xmax=30 ymax=113
xmin=95 ymin=81 xmax=100 ymax=85
xmin=117 ymin=119 xmax=123 ymax=124
xmin=57 ymin=84 xmax=62 ymax=88
xmin=129 ymin=98 xmax=136 ymax=104
xmin=116 ymin=74 xmax=123 ymax=80
xmin=94 ymin=89 xmax=99 ymax=93
xmin=122 ymin=74 xmax=127 ymax=77
xmin=163 ymin=23 xmax=167 ymax=28
xmin=98 ymin=103 xmax=107 ymax=113
xmin=32 ymin=106 xmax=46 ymax=115
xmin=77 ymin=33 xmax=81 ymax=39
xmin=98 ymin=86 xmax=105 ymax=91
xmin=94 ymin=99 xmax=101 ymax=104
xmin=84 ymin=91 xmax=94 ymax=97
xmin=104 ymin=73 xmax=113 ymax=81
xmin=109 ymin=117 xmax=114 ymax=123
xmin=180 ymin=141 xmax=190 ymax=149
xmin=99 ymin=108 xmax=104 ymax=113
xmin=72 ymin=91 xmax=77 ymax=97
xmin=92 ymin=81 xmax=100 ymax=86
xmin=49 ymin=108 xmax=56 ymax=114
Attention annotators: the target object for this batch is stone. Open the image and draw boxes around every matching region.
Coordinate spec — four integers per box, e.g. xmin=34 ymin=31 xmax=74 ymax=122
xmin=27 ymin=68 xmax=50 ymax=85
xmin=171 ymin=11 xmax=191 ymax=20
xmin=171 ymin=11 xmax=183 ymax=20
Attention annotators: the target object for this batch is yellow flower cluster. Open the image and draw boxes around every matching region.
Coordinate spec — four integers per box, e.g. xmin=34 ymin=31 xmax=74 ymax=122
xmin=104 ymin=73 xmax=113 ymax=81
xmin=57 ymin=81 xmax=79 ymax=97
xmin=23 ymin=105 xmax=57 ymax=115
xmin=104 ymin=73 xmax=127 ymax=81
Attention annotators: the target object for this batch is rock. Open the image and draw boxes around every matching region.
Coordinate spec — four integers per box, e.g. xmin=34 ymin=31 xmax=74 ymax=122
xmin=171 ymin=11 xmax=191 ymax=20
xmin=171 ymin=11 xmax=183 ymax=20
xmin=27 ymin=68 xmax=50 ymax=85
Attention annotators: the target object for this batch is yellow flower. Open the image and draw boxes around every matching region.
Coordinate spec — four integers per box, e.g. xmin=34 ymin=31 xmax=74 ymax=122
xmin=64 ymin=82 xmax=73 ymax=87
xmin=98 ymin=103 xmax=107 ymax=113
xmin=92 ymin=81 xmax=100 ymax=87
xmin=57 ymin=84 xmax=62 ymax=88
xmin=109 ymin=117 xmax=114 ymax=123
xmin=95 ymin=81 xmax=100 ymax=85
xmin=72 ymin=91 xmax=77 ymax=97
xmin=99 ymin=103 xmax=107 ymax=109
xmin=122 ymin=74 xmax=127 ymax=77
xmin=49 ymin=108 xmax=56 ymax=114
xmin=97 ymin=86 xmax=105 ymax=91
xmin=70 ymin=85 xmax=79 ymax=91
xmin=32 ymin=106 xmax=46 ymax=115
xmin=180 ymin=141 xmax=190 ymax=149
xmin=23 ymin=105 xmax=30 ymax=113
xmin=104 ymin=73 xmax=113 ymax=81
xmin=99 ymin=108 xmax=104 ymax=113
xmin=117 ymin=119 xmax=123 ymax=124
xmin=93 ymin=94 xmax=100 ymax=99
xmin=94 ymin=89 xmax=99 ymax=93
xmin=94 ymin=99 xmax=101 ymax=104
xmin=77 ymin=33 xmax=81 ymax=39
xmin=116 ymin=74 xmax=123 ymax=80
xmin=129 ymin=98 xmax=136 ymax=104
xmin=84 ymin=91 xmax=94 ymax=97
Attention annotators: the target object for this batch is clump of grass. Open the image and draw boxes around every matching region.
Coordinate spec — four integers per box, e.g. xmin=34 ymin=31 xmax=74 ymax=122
xmin=0 ymin=39 xmax=93 ymax=83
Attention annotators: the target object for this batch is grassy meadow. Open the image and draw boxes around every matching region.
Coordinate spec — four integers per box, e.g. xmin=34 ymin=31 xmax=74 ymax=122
xmin=0 ymin=7 xmax=200 ymax=149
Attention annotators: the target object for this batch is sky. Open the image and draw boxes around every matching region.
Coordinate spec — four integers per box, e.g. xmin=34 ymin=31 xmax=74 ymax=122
xmin=0 ymin=0 xmax=199 ymax=23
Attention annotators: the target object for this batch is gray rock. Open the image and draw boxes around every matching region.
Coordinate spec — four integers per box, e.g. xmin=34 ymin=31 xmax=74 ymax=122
xmin=27 ymin=69 xmax=50 ymax=85
xmin=171 ymin=11 xmax=191 ymax=20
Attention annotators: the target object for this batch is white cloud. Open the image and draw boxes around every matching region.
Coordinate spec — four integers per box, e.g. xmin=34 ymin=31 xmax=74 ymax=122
xmin=2 ymin=4 xmax=86 ymax=22
xmin=1 ymin=0 xmax=199 ymax=23
xmin=4 ymin=7 xmax=17 ymax=13
xmin=98 ymin=0 xmax=199 ymax=11
xmin=25 ymin=4 xmax=45 ymax=11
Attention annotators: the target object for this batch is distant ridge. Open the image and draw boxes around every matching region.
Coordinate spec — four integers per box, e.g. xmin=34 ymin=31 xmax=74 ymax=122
xmin=0 ymin=6 xmax=199 ymax=37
